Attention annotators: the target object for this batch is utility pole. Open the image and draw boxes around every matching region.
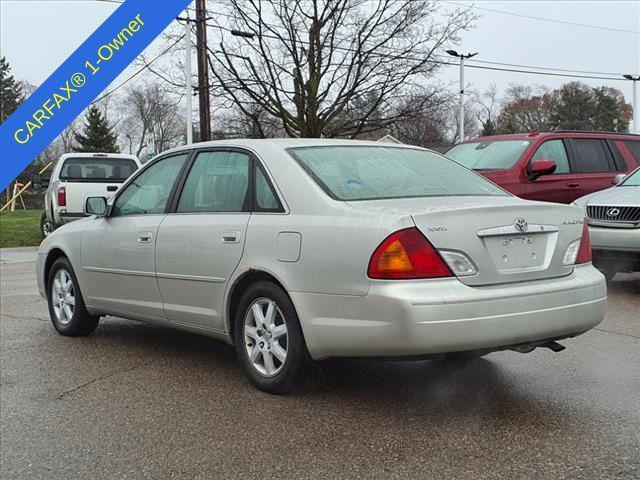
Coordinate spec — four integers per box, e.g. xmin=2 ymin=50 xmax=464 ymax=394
xmin=623 ymin=74 xmax=640 ymax=134
xmin=184 ymin=14 xmax=193 ymax=144
xmin=196 ymin=0 xmax=211 ymax=141
xmin=446 ymin=50 xmax=478 ymax=143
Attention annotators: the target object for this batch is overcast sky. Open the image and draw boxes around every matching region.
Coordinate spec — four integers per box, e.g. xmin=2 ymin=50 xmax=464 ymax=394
xmin=1 ymin=0 xmax=639 ymax=107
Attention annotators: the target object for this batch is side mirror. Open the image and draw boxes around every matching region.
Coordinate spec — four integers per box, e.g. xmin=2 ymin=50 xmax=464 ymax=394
xmin=528 ymin=159 xmax=557 ymax=181
xmin=31 ymin=173 xmax=48 ymax=189
xmin=84 ymin=197 xmax=108 ymax=216
xmin=612 ymin=173 xmax=626 ymax=185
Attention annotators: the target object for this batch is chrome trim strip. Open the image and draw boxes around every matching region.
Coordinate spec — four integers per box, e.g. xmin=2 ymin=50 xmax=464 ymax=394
xmin=476 ymin=224 xmax=558 ymax=237
xmin=156 ymin=272 xmax=226 ymax=283
xmin=83 ymin=266 xmax=155 ymax=277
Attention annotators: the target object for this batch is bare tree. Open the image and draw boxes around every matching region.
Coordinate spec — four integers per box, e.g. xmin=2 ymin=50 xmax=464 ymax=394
xmin=121 ymin=82 xmax=185 ymax=157
xmin=390 ymin=89 xmax=453 ymax=147
xmin=208 ymin=0 xmax=473 ymax=138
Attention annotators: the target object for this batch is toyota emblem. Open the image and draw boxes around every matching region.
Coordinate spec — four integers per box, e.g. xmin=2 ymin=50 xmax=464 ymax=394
xmin=606 ymin=208 xmax=620 ymax=217
xmin=514 ymin=217 xmax=528 ymax=232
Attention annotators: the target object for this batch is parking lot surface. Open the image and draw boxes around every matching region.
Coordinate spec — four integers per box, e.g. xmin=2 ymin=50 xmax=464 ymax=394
xmin=1 ymin=259 xmax=638 ymax=479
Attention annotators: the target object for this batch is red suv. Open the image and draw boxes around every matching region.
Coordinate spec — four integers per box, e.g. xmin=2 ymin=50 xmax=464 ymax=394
xmin=446 ymin=131 xmax=640 ymax=203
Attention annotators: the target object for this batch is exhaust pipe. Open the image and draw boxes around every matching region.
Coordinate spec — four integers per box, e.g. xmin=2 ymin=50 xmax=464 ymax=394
xmin=512 ymin=341 xmax=566 ymax=354
xmin=542 ymin=341 xmax=565 ymax=352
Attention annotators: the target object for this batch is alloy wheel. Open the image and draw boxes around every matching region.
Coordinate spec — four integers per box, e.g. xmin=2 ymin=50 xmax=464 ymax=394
xmin=51 ymin=269 xmax=76 ymax=325
xmin=243 ymin=297 xmax=288 ymax=377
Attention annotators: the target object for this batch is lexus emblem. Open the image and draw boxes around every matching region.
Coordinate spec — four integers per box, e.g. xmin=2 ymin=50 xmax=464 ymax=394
xmin=514 ymin=217 xmax=528 ymax=232
xmin=606 ymin=208 xmax=620 ymax=217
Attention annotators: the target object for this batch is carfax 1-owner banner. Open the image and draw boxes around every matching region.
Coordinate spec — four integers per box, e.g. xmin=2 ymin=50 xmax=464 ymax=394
xmin=0 ymin=0 xmax=192 ymax=190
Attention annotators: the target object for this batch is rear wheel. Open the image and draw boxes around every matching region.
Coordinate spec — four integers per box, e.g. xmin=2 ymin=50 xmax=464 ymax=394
xmin=41 ymin=211 xmax=55 ymax=238
xmin=233 ymin=281 xmax=310 ymax=394
xmin=47 ymin=257 xmax=99 ymax=336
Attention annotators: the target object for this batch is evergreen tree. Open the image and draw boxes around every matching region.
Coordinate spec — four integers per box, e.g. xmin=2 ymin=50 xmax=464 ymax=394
xmin=74 ymin=106 xmax=119 ymax=153
xmin=480 ymin=118 xmax=496 ymax=136
xmin=0 ymin=56 xmax=24 ymax=124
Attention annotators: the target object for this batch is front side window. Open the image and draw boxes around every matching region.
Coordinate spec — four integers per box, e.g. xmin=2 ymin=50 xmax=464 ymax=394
xmin=177 ymin=151 xmax=250 ymax=213
xmin=446 ymin=140 xmax=530 ymax=170
xmin=60 ymin=157 xmax=138 ymax=182
xmin=569 ymin=139 xmax=612 ymax=173
xmin=112 ymin=154 xmax=188 ymax=216
xmin=531 ymin=139 xmax=570 ymax=174
xmin=623 ymin=140 xmax=640 ymax=163
xmin=289 ymin=146 xmax=507 ymax=201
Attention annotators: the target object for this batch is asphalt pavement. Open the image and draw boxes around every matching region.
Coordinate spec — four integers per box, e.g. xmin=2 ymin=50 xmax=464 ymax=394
xmin=1 ymin=256 xmax=638 ymax=479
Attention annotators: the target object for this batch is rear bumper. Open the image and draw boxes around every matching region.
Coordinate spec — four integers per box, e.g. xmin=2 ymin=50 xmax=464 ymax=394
xmin=58 ymin=212 xmax=88 ymax=225
xmin=292 ymin=264 xmax=606 ymax=360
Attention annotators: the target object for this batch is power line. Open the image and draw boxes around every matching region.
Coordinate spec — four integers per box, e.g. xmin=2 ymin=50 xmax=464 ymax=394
xmin=206 ymin=20 xmax=628 ymax=82
xmin=444 ymin=1 xmax=640 ymax=35
xmin=90 ymin=34 xmax=184 ymax=105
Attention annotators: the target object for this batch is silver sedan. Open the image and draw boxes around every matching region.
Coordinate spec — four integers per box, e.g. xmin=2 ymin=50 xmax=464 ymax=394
xmin=36 ymin=139 xmax=606 ymax=393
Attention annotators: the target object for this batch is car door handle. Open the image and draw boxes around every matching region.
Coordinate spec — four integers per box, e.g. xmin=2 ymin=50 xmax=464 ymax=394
xmin=566 ymin=182 xmax=580 ymax=188
xmin=222 ymin=231 xmax=240 ymax=243
xmin=106 ymin=185 xmax=118 ymax=192
xmin=137 ymin=232 xmax=153 ymax=243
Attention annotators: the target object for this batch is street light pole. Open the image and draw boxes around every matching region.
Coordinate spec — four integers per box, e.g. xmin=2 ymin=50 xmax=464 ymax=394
xmin=623 ymin=74 xmax=640 ymax=134
xmin=446 ymin=50 xmax=478 ymax=143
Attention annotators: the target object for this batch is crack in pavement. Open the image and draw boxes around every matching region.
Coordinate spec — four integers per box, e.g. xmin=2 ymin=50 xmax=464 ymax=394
xmin=56 ymin=362 xmax=152 ymax=400
xmin=593 ymin=327 xmax=640 ymax=340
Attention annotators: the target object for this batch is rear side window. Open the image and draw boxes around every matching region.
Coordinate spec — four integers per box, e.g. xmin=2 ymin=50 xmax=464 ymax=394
xmin=255 ymin=166 xmax=281 ymax=211
xmin=177 ymin=151 xmax=250 ymax=213
xmin=531 ymin=140 xmax=570 ymax=174
xmin=623 ymin=140 xmax=640 ymax=162
xmin=60 ymin=157 xmax=138 ymax=182
xmin=568 ymin=139 xmax=613 ymax=173
xmin=289 ymin=146 xmax=507 ymax=201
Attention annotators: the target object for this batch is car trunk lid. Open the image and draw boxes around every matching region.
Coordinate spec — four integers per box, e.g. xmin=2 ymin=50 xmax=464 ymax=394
xmin=349 ymin=196 xmax=585 ymax=286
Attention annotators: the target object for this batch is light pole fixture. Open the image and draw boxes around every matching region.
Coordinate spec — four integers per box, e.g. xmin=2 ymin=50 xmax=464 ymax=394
xmin=231 ymin=30 xmax=256 ymax=39
xmin=446 ymin=50 xmax=479 ymax=143
xmin=623 ymin=74 xmax=640 ymax=134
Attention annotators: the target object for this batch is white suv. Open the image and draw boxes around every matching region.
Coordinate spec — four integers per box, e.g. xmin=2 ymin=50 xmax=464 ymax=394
xmin=38 ymin=153 xmax=141 ymax=237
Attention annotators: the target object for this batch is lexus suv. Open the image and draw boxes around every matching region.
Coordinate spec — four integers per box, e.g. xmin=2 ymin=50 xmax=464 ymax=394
xmin=446 ymin=131 xmax=639 ymax=204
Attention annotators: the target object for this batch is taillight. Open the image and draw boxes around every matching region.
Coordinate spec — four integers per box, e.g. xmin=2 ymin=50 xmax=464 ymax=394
xmin=563 ymin=221 xmax=592 ymax=265
xmin=57 ymin=187 xmax=66 ymax=207
xmin=575 ymin=221 xmax=592 ymax=264
xmin=368 ymin=227 xmax=453 ymax=279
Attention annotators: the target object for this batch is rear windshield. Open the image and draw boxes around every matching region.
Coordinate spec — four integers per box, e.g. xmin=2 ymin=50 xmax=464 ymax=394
xmin=288 ymin=146 xmax=507 ymax=201
xmin=59 ymin=157 xmax=138 ymax=182
xmin=447 ymin=140 xmax=530 ymax=170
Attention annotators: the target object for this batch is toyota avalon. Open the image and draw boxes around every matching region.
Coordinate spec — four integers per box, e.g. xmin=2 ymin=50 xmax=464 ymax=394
xmin=36 ymin=139 xmax=607 ymax=393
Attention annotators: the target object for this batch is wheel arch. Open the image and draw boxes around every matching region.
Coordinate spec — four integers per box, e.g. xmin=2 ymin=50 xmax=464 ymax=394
xmin=43 ymin=247 xmax=70 ymax=297
xmin=225 ymin=268 xmax=293 ymax=342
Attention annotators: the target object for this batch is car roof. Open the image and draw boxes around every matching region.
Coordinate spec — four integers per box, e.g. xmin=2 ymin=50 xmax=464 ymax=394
xmin=460 ymin=131 xmax=640 ymax=144
xmin=159 ymin=138 xmax=430 ymax=157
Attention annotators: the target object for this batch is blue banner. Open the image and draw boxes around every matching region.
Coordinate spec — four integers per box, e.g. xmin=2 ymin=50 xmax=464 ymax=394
xmin=0 ymin=0 xmax=192 ymax=190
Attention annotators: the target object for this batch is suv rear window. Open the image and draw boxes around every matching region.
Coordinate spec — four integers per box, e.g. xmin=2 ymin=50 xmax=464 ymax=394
xmin=60 ymin=157 xmax=138 ymax=182
xmin=446 ymin=140 xmax=530 ymax=170
xmin=567 ymin=139 xmax=612 ymax=172
xmin=288 ymin=146 xmax=507 ymax=201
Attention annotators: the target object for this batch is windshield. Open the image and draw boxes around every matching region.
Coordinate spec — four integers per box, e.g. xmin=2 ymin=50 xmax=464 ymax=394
xmin=60 ymin=157 xmax=138 ymax=182
xmin=619 ymin=168 xmax=640 ymax=186
xmin=447 ymin=140 xmax=530 ymax=170
xmin=288 ymin=146 xmax=508 ymax=201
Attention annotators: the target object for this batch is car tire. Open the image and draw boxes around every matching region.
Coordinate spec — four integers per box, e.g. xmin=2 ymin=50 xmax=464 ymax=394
xmin=47 ymin=257 xmax=99 ymax=336
xmin=233 ymin=281 xmax=310 ymax=394
xmin=40 ymin=211 xmax=55 ymax=238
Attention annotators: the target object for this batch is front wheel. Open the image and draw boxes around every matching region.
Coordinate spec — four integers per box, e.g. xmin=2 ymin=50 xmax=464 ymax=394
xmin=233 ymin=281 xmax=310 ymax=394
xmin=47 ymin=257 xmax=99 ymax=336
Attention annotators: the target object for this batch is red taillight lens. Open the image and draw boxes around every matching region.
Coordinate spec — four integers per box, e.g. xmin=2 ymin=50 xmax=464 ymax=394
xmin=57 ymin=187 xmax=66 ymax=207
xmin=368 ymin=227 xmax=453 ymax=279
xmin=576 ymin=221 xmax=592 ymax=264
